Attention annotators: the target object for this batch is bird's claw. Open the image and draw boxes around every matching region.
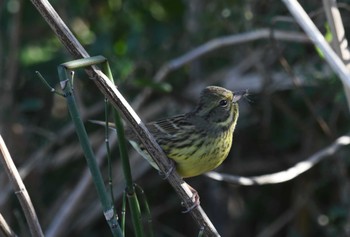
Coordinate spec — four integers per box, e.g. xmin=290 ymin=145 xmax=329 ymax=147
xmin=181 ymin=183 xmax=200 ymax=213
xmin=181 ymin=201 xmax=199 ymax=213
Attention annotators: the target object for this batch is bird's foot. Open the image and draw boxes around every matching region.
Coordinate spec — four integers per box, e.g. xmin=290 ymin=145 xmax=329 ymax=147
xmin=181 ymin=183 xmax=200 ymax=213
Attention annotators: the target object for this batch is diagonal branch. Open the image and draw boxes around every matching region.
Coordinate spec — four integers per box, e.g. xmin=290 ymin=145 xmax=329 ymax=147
xmin=282 ymin=0 xmax=350 ymax=105
xmin=205 ymin=134 xmax=350 ymax=185
xmin=322 ymin=0 xmax=350 ymax=111
xmin=30 ymin=0 xmax=219 ymax=236
xmin=0 ymin=135 xmax=44 ymax=237
xmin=0 ymin=212 xmax=17 ymax=237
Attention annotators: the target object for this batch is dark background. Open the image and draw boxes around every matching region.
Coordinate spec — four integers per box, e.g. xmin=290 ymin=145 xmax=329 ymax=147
xmin=1 ymin=0 xmax=350 ymax=236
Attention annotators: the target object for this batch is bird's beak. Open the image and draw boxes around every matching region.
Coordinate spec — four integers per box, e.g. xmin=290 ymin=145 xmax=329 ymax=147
xmin=232 ymin=90 xmax=248 ymax=103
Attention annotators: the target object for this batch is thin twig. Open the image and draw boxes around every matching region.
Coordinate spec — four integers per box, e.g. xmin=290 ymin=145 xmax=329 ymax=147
xmin=153 ymin=29 xmax=309 ymax=83
xmin=0 ymin=213 xmax=17 ymax=237
xmin=277 ymin=55 xmax=333 ymax=137
xmin=0 ymin=135 xmax=44 ymax=237
xmin=205 ymin=134 xmax=350 ymax=185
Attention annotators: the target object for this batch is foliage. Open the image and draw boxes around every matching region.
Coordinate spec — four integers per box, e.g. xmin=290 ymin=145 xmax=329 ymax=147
xmin=1 ymin=0 xmax=350 ymax=236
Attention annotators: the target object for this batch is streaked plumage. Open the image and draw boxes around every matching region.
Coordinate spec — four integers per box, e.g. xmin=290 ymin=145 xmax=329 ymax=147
xmin=126 ymin=86 xmax=244 ymax=178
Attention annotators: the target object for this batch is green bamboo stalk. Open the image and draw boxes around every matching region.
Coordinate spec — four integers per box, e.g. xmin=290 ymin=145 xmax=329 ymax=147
xmin=104 ymin=100 xmax=116 ymax=212
xmin=113 ymin=111 xmax=144 ymax=237
xmin=121 ymin=192 xmax=126 ymax=236
xmin=53 ymin=56 xmax=149 ymax=236
xmin=102 ymin=59 xmax=145 ymax=237
xmin=57 ymin=62 xmax=122 ymax=237
xmin=134 ymin=184 xmax=154 ymax=237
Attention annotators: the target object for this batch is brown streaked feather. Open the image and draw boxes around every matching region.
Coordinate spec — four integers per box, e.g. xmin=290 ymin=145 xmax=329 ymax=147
xmin=126 ymin=114 xmax=196 ymax=144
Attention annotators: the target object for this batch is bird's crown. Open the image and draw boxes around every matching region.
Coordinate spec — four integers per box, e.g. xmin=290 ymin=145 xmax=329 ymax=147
xmin=195 ymin=86 xmax=234 ymax=115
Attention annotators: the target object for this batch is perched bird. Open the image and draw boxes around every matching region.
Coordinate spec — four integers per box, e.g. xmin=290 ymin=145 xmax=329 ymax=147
xmin=95 ymin=86 xmax=246 ymax=178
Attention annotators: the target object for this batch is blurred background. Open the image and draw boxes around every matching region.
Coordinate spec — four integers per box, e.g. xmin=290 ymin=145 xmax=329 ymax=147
xmin=1 ymin=0 xmax=350 ymax=236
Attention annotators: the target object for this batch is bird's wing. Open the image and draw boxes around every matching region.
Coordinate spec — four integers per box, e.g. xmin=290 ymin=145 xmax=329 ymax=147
xmin=147 ymin=114 xmax=194 ymax=138
xmin=125 ymin=114 xmax=194 ymax=141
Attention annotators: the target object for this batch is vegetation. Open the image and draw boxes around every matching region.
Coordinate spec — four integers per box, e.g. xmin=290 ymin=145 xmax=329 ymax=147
xmin=1 ymin=0 xmax=350 ymax=236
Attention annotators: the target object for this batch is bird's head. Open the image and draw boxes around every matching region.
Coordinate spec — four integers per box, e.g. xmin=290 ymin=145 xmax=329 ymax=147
xmin=193 ymin=86 xmax=246 ymax=129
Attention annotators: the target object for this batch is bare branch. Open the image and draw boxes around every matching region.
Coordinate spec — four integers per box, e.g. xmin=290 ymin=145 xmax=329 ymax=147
xmin=323 ymin=0 xmax=350 ymax=61
xmin=154 ymin=29 xmax=310 ymax=83
xmin=323 ymin=0 xmax=350 ymax=111
xmin=0 ymin=135 xmax=44 ymax=237
xmin=282 ymin=0 xmax=350 ymax=106
xmin=132 ymin=29 xmax=310 ymax=110
xmin=0 ymin=213 xmax=17 ymax=237
xmin=205 ymin=134 xmax=350 ymax=185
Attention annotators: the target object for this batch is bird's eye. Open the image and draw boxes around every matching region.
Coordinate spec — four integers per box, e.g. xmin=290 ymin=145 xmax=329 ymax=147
xmin=219 ymin=99 xmax=228 ymax=107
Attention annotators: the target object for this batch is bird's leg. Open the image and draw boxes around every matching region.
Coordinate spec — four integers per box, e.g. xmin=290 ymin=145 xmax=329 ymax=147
xmin=187 ymin=183 xmax=200 ymax=204
xmin=181 ymin=182 xmax=200 ymax=213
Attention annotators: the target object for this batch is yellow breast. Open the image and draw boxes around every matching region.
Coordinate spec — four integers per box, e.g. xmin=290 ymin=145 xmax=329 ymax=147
xmin=168 ymin=130 xmax=233 ymax=178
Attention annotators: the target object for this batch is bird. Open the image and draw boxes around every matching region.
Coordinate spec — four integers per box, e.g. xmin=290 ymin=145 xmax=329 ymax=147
xmin=92 ymin=86 xmax=246 ymax=207
xmin=94 ymin=86 xmax=245 ymax=177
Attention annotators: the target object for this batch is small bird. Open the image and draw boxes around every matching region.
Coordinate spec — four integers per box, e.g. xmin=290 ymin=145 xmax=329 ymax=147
xmin=95 ymin=86 xmax=246 ymax=178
